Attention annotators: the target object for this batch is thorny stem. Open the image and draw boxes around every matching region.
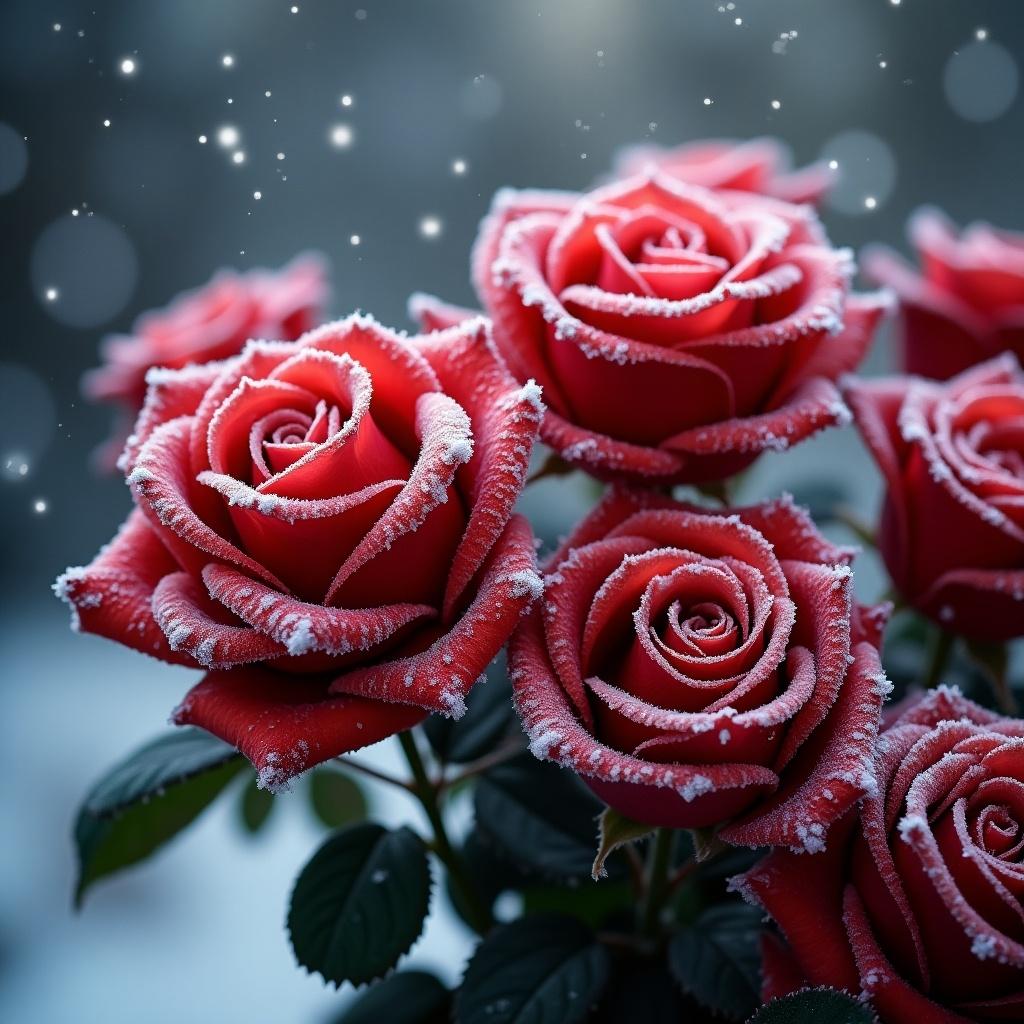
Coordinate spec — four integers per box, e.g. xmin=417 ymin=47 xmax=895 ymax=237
xmin=668 ymin=856 xmax=699 ymax=894
xmin=639 ymin=827 xmax=675 ymax=939
xmin=398 ymin=730 xmax=494 ymax=936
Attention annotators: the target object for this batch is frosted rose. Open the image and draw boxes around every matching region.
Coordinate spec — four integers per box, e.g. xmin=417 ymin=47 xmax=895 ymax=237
xmin=85 ymin=254 xmax=328 ymax=470
xmin=742 ymin=687 xmax=1024 ymax=1022
xmin=613 ymin=136 xmax=833 ymax=206
xmin=508 ymin=486 xmax=890 ymax=847
xmin=57 ymin=315 xmax=543 ymax=789
xmin=865 ymin=208 xmax=1024 ymax=380
xmin=416 ymin=171 xmax=886 ymax=486
xmin=845 ymin=354 xmax=1024 ymax=642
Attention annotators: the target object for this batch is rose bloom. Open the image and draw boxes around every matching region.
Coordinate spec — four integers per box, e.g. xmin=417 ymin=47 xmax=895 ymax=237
xmin=508 ymin=486 xmax=891 ymax=848
xmin=56 ymin=315 xmax=544 ymax=789
xmin=864 ymin=208 xmax=1024 ymax=381
xmin=741 ymin=687 xmax=1024 ymax=1022
xmin=414 ymin=171 xmax=887 ymax=486
xmin=613 ymin=136 xmax=834 ymax=206
xmin=846 ymin=354 xmax=1024 ymax=642
xmin=84 ymin=254 xmax=328 ymax=470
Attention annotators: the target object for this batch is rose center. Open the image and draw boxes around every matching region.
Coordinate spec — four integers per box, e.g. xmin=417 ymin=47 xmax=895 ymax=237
xmin=972 ymin=803 xmax=1024 ymax=861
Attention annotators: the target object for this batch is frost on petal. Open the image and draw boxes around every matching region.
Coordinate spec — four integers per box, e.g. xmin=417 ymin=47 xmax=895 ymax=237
xmin=415 ymin=317 xmax=544 ymax=618
xmin=151 ymin=571 xmax=288 ymax=669
xmin=202 ymin=562 xmax=436 ymax=659
xmin=172 ymin=667 xmax=425 ymax=792
xmin=53 ymin=508 xmax=194 ymax=665
xmin=329 ymin=514 xmax=539 ymax=717
xmin=407 ymin=292 xmax=481 ymax=332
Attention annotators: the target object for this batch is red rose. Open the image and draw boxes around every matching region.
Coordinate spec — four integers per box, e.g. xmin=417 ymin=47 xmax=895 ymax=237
xmin=508 ymin=485 xmax=890 ymax=846
xmin=56 ymin=315 xmax=544 ymax=790
xmin=447 ymin=171 xmax=886 ymax=486
xmin=84 ymin=253 xmax=329 ymax=470
xmin=864 ymin=208 xmax=1024 ymax=381
xmin=613 ymin=136 xmax=834 ymax=206
xmin=741 ymin=687 xmax=1024 ymax=1022
xmin=845 ymin=354 xmax=1024 ymax=642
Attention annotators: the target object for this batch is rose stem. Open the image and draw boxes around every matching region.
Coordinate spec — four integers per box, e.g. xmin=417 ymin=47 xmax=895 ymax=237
xmin=924 ymin=628 xmax=955 ymax=689
xmin=334 ymin=757 xmax=413 ymax=791
xmin=638 ymin=826 xmax=675 ymax=938
xmin=398 ymin=729 xmax=494 ymax=936
xmin=438 ymin=738 xmax=525 ymax=792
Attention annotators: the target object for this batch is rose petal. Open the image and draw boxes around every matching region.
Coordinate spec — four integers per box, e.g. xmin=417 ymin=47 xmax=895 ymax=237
xmin=328 ymin=514 xmax=540 ymax=718
xmin=172 ymin=667 xmax=425 ymax=792
xmin=53 ymin=508 xmax=194 ymax=665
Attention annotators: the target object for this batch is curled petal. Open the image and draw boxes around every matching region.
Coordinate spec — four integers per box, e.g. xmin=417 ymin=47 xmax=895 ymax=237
xmin=53 ymin=508 xmax=193 ymax=665
xmin=152 ymin=571 xmax=287 ymax=668
xmin=408 ymin=292 xmax=480 ymax=332
xmin=172 ymin=667 xmax=425 ymax=792
xmin=202 ymin=562 xmax=436 ymax=659
xmin=329 ymin=514 xmax=541 ymax=717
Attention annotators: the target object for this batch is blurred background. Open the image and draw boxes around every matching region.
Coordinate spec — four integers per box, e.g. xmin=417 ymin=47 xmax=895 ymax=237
xmin=1 ymin=1 xmax=1022 ymax=1020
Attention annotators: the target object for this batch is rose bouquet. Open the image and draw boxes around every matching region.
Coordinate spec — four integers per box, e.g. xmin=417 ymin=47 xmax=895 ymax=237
xmin=58 ymin=138 xmax=1024 ymax=1023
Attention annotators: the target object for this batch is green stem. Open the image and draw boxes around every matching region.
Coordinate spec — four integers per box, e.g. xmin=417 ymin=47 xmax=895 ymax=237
xmin=334 ymin=756 xmax=412 ymax=791
xmin=639 ymin=827 xmax=674 ymax=938
xmin=398 ymin=730 xmax=493 ymax=936
xmin=924 ymin=628 xmax=955 ymax=689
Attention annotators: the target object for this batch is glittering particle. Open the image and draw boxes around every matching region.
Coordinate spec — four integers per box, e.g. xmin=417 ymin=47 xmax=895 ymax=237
xmin=44 ymin=287 xmax=58 ymax=302
xmin=119 ymin=57 xmax=137 ymax=76
xmin=217 ymin=125 xmax=239 ymax=148
xmin=419 ymin=215 xmax=442 ymax=239
xmin=452 ymin=158 xmax=467 ymax=175
xmin=33 ymin=498 xmax=48 ymax=514
xmin=703 ymin=96 xmax=713 ymax=106
xmin=198 ymin=134 xmax=207 ymax=144
xmin=976 ymin=27 xmax=989 ymax=41
xmin=276 ymin=151 xmax=285 ymax=160
xmin=231 ymin=150 xmax=246 ymax=165
xmin=253 ymin=190 xmax=262 ymax=200
xmin=221 ymin=53 xmax=234 ymax=67
xmin=329 ymin=123 xmax=354 ymax=148
xmin=864 ymin=195 xmax=877 ymax=209
xmin=340 ymin=93 xmax=353 ymax=107
xmin=770 ymin=99 xmax=781 ymax=110
xmin=102 ymin=119 xmax=111 ymax=127
xmin=349 ymin=234 xmax=360 ymax=245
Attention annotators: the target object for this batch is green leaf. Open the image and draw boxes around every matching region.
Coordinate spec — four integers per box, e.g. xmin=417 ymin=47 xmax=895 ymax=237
xmin=238 ymin=774 xmax=275 ymax=834
xmin=310 ymin=767 xmax=368 ymax=829
xmin=592 ymin=806 xmax=652 ymax=880
xmin=332 ymin=970 xmax=450 ymax=1024
xmin=288 ymin=822 xmax=431 ymax=987
xmin=423 ymin=656 xmax=518 ymax=764
xmin=747 ymin=988 xmax=878 ymax=1023
xmin=74 ymin=728 xmax=243 ymax=906
xmin=474 ymin=753 xmax=617 ymax=881
xmin=521 ymin=879 xmax=633 ymax=931
xmin=456 ymin=913 xmax=610 ymax=1024
xmin=669 ymin=902 xmax=762 ymax=1020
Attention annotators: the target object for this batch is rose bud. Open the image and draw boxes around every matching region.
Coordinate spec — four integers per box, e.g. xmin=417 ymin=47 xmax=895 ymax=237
xmin=415 ymin=171 xmax=887 ymax=487
xmin=739 ymin=687 xmax=1024 ymax=1022
xmin=84 ymin=253 xmax=328 ymax=471
xmin=612 ymin=136 xmax=834 ymax=206
xmin=508 ymin=485 xmax=891 ymax=848
xmin=55 ymin=315 xmax=544 ymax=790
xmin=845 ymin=354 xmax=1024 ymax=642
xmin=864 ymin=208 xmax=1024 ymax=381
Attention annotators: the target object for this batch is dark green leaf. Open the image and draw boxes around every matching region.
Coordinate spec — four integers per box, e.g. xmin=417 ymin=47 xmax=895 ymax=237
xmin=423 ymin=655 xmax=518 ymax=764
xmin=310 ymin=767 xmax=368 ymax=829
xmin=456 ymin=913 xmax=610 ymax=1024
xmin=521 ymin=879 xmax=632 ymax=931
xmin=74 ymin=728 xmax=243 ymax=905
xmin=474 ymin=753 xmax=617 ymax=881
xmin=669 ymin=902 xmax=762 ymax=1019
xmin=288 ymin=822 xmax=431 ymax=987
xmin=332 ymin=970 xmax=450 ymax=1024
xmin=239 ymin=774 xmax=275 ymax=834
xmin=747 ymin=988 xmax=878 ymax=1023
